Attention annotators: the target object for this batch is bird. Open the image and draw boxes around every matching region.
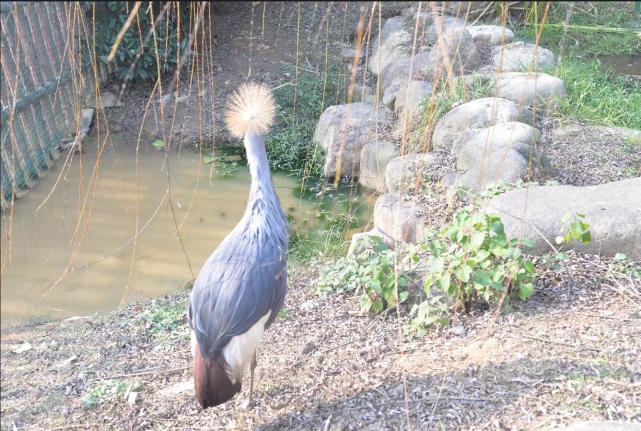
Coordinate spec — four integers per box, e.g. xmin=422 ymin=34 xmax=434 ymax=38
xmin=187 ymin=83 xmax=288 ymax=409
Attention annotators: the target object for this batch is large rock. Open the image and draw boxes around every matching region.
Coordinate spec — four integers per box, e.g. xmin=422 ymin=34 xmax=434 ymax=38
xmin=373 ymin=193 xmax=425 ymax=243
xmin=449 ymin=148 xmax=530 ymax=193
xmin=385 ymin=153 xmax=436 ymax=193
xmin=489 ymin=41 xmax=556 ymax=72
xmin=495 ymin=72 xmax=567 ymax=109
xmin=313 ymin=103 xmax=393 ymax=179
xmin=456 ymin=122 xmax=542 ymax=169
xmin=466 ymin=25 xmax=515 ymax=46
xmin=402 ymin=8 xmax=467 ymax=46
xmin=379 ymin=54 xmax=434 ymax=108
xmin=347 ymin=227 xmax=395 ymax=256
xmin=485 ymin=177 xmax=641 ymax=257
xmin=395 ymin=80 xmax=433 ymax=115
xmin=380 ymin=53 xmax=433 ymax=94
xmin=369 ymin=17 xmax=413 ymax=75
xmin=359 ymin=141 xmax=399 ymax=193
xmin=432 ymin=97 xmax=534 ymax=152
xmin=427 ymin=27 xmax=481 ymax=75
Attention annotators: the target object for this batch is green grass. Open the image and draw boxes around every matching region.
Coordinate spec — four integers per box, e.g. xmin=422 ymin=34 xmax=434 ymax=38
xmin=545 ymin=59 xmax=641 ymax=129
xmin=266 ymin=65 xmax=344 ymax=180
xmin=515 ymin=2 xmax=641 ymax=57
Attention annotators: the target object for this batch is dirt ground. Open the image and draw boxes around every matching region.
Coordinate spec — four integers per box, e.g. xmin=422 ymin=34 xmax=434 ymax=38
xmin=1 ymin=254 xmax=640 ymax=430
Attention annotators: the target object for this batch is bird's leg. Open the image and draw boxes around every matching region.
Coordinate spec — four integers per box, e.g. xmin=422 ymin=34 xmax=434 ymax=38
xmin=243 ymin=351 xmax=257 ymax=410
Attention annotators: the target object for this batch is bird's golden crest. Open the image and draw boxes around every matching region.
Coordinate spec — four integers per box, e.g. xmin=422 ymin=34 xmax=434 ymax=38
xmin=224 ymin=83 xmax=276 ymax=139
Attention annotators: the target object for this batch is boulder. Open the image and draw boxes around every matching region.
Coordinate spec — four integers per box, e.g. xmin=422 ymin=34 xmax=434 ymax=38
xmin=373 ymin=193 xmax=425 ymax=243
xmin=347 ymin=227 xmax=395 ymax=256
xmin=450 ymin=148 xmax=530 ymax=193
xmin=380 ymin=53 xmax=434 ymax=94
xmin=385 ymin=153 xmax=436 ymax=193
xmin=402 ymin=8 xmax=467 ymax=46
xmin=359 ymin=141 xmax=399 ymax=193
xmin=489 ymin=41 xmax=556 ymax=72
xmin=369 ymin=17 xmax=413 ymax=75
xmin=395 ymin=80 xmax=433 ymax=115
xmin=313 ymin=103 xmax=393 ymax=179
xmin=495 ymin=72 xmax=567 ymax=109
xmin=466 ymin=25 xmax=515 ymax=46
xmin=485 ymin=177 xmax=641 ymax=257
xmin=456 ymin=122 xmax=542 ymax=169
xmin=432 ymin=97 xmax=534 ymax=152
xmin=427 ymin=27 xmax=481 ymax=75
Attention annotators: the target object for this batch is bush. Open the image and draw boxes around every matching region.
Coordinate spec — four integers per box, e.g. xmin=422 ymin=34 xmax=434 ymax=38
xmin=315 ymin=236 xmax=410 ymax=314
xmin=408 ymin=210 xmax=536 ymax=334
xmin=267 ymin=66 xmax=343 ymax=179
xmin=84 ymin=1 xmax=190 ymax=83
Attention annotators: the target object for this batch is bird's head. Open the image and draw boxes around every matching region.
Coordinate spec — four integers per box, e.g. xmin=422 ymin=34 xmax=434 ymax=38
xmin=224 ymin=83 xmax=276 ymax=139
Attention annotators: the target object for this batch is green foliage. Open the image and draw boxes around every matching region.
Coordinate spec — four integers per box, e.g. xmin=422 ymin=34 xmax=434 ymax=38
xmin=547 ymin=59 xmax=641 ymax=130
xmin=151 ymin=139 xmax=165 ymax=149
xmin=409 ymin=210 xmax=536 ymax=333
xmin=138 ymin=298 xmax=186 ymax=334
xmin=315 ymin=236 xmax=410 ymax=314
xmin=556 ymin=212 xmax=591 ymax=246
xmin=266 ymin=65 xmax=343 ymax=179
xmin=610 ymin=253 xmax=641 ymax=280
xmin=408 ymin=296 xmax=450 ymax=336
xmin=83 ymin=379 xmax=143 ymax=409
xmin=84 ymin=1 xmax=190 ymax=82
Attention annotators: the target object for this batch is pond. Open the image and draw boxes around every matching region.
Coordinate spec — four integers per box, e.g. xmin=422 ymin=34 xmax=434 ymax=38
xmin=0 ymin=132 xmax=374 ymax=327
xmin=597 ymin=54 xmax=641 ymax=79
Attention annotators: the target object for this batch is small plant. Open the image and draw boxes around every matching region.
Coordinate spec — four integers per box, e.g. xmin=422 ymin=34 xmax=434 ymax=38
xmin=408 ymin=295 xmax=450 ymax=336
xmin=609 ymin=253 xmax=641 ymax=280
xmin=138 ymin=299 xmax=187 ymax=334
xmin=277 ymin=308 xmax=291 ymax=320
xmin=152 ymin=139 xmax=165 ymax=149
xmin=556 ymin=212 xmax=591 ymax=246
xmin=202 ymin=150 xmax=241 ymax=177
xmin=409 ymin=210 xmax=536 ymax=333
xmin=315 ymin=236 xmax=410 ymax=314
xmin=83 ymin=379 xmax=143 ymax=409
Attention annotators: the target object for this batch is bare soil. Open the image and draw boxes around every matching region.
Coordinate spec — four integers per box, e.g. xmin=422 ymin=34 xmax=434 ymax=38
xmin=1 ymin=254 xmax=640 ymax=430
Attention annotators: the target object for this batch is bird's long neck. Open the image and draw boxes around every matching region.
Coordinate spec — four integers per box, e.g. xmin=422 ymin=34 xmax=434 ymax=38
xmin=244 ymin=133 xmax=278 ymax=208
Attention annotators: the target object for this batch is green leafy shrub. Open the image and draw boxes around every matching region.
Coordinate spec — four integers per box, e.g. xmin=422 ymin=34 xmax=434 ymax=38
xmin=315 ymin=236 xmax=410 ymax=314
xmin=83 ymin=1 xmax=190 ymax=82
xmin=409 ymin=210 xmax=536 ymax=332
xmin=266 ymin=65 xmax=343 ymax=179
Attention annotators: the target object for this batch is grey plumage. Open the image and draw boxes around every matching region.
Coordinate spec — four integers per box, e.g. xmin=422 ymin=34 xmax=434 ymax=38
xmin=188 ymin=134 xmax=289 ymax=356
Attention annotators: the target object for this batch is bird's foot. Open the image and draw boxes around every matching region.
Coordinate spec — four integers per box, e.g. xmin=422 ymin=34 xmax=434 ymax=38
xmin=241 ymin=398 xmax=254 ymax=411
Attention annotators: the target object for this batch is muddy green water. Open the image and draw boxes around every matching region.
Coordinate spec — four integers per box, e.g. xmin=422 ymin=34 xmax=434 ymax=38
xmin=597 ymin=54 xmax=641 ymax=79
xmin=0 ymin=134 xmax=373 ymax=327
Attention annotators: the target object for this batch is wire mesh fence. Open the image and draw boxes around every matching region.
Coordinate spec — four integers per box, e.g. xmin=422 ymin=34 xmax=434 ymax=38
xmin=0 ymin=1 xmax=108 ymax=210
